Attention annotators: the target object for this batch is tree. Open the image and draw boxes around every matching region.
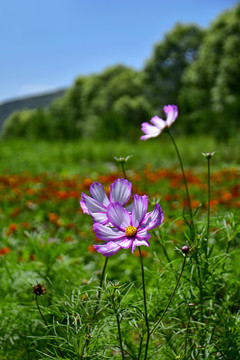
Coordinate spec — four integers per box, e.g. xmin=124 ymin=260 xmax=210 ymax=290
xmin=179 ymin=4 xmax=240 ymax=137
xmin=144 ymin=24 xmax=204 ymax=110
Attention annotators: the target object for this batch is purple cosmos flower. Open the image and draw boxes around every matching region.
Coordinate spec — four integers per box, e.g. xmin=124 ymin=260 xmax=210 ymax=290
xmin=141 ymin=104 xmax=178 ymax=141
xmin=80 ymin=178 xmax=132 ymax=224
xmin=92 ymin=194 xmax=164 ymax=257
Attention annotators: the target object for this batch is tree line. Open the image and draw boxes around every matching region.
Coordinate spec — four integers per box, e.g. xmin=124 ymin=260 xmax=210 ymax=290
xmin=2 ymin=3 xmax=240 ymax=140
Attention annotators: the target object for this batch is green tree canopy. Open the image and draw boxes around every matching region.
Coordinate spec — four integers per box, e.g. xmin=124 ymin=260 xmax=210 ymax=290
xmin=144 ymin=23 xmax=204 ymax=110
xmin=179 ymin=3 xmax=240 ymax=137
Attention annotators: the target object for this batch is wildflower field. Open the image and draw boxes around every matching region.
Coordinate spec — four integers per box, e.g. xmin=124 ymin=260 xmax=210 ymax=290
xmin=0 ymin=114 xmax=240 ymax=359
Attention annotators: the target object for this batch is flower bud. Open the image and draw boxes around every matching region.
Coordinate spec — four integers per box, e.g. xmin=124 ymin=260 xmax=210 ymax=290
xmin=181 ymin=245 xmax=189 ymax=254
xmin=202 ymin=152 xmax=215 ymax=159
xmin=33 ymin=283 xmax=46 ymax=296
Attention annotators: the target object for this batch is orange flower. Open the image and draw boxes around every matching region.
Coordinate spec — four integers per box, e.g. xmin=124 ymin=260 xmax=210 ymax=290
xmin=69 ymin=190 xmax=80 ymax=198
xmin=82 ymin=178 xmax=93 ymax=189
xmin=10 ymin=207 xmax=21 ymax=218
xmin=135 ymin=250 xmax=149 ymax=257
xmin=8 ymin=223 xmax=18 ymax=232
xmin=29 ymin=253 xmax=36 ymax=261
xmin=56 ymin=190 xmax=68 ymax=199
xmin=88 ymin=245 xmax=96 ymax=253
xmin=21 ymin=222 xmax=29 ymax=229
xmin=49 ymin=213 xmax=59 ymax=222
xmin=26 ymin=188 xmax=35 ymax=196
xmin=64 ymin=236 xmax=74 ymax=242
xmin=66 ymin=223 xmax=75 ymax=230
xmin=191 ymin=200 xmax=201 ymax=209
xmin=0 ymin=247 xmax=11 ymax=255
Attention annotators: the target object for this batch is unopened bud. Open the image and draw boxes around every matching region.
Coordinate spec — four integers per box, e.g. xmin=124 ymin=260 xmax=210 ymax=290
xmin=33 ymin=283 xmax=46 ymax=296
xmin=202 ymin=152 xmax=215 ymax=159
xmin=114 ymin=155 xmax=132 ymax=163
xmin=181 ymin=245 xmax=189 ymax=254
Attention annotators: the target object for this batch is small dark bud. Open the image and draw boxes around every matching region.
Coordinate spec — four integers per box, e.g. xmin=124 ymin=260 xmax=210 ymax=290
xmin=87 ymin=334 xmax=91 ymax=339
xmin=33 ymin=283 xmax=46 ymax=296
xmin=181 ymin=245 xmax=189 ymax=254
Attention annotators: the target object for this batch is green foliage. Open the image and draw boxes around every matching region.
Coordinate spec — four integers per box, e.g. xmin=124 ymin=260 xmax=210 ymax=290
xmin=0 ymin=135 xmax=239 ymax=176
xmin=1 ymin=108 xmax=52 ymax=140
xmin=179 ymin=3 xmax=240 ymax=138
xmin=144 ymin=23 xmax=204 ymax=110
xmin=0 ymin=133 xmax=239 ymax=358
xmin=0 ymin=89 xmax=66 ymax=129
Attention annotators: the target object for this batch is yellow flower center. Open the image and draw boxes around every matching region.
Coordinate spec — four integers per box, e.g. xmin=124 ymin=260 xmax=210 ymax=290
xmin=125 ymin=226 xmax=137 ymax=237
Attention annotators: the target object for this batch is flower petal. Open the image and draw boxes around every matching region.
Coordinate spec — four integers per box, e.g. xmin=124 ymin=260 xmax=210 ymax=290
xmin=90 ymin=182 xmax=110 ymax=207
xmin=136 ymin=227 xmax=151 ymax=240
xmin=94 ymin=241 xmax=122 ymax=257
xmin=110 ymin=178 xmax=132 ymax=205
xmin=132 ymin=195 xmax=148 ymax=228
xmin=80 ymin=193 xmax=107 ymax=214
xmin=125 ymin=203 xmax=133 ymax=212
xmin=164 ymin=105 xmax=178 ymax=127
xmin=91 ymin=212 xmax=109 ymax=224
xmin=107 ymin=202 xmax=131 ymax=231
xmin=142 ymin=203 xmax=164 ymax=230
xmin=150 ymin=115 xmax=166 ymax=130
xmin=131 ymin=239 xmax=150 ymax=253
xmin=115 ymin=238 xmax=133 ymax=249
xmin=140 ymin=122 xmax=161 ymax=141
xmin=93 ymin=223 xmax=125 ymax=241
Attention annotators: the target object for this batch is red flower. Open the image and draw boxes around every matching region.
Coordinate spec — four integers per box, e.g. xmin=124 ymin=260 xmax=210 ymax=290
xmin=0 ymin=247 xmax=11 ymax=256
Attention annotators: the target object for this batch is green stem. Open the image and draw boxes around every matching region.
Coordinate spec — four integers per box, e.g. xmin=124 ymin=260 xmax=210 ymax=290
xmin=207 ymin=158 xmax=211 ymax=239
xmin=138 ymin=247 xmax=150 ymax=360
xmin=137 ymin=336 xmax=143 ymax=360
xmin=113 ymin=302 xmax=125 ymax=360
xmin=184 ymin=316 xmax=190 ymax=359
xmin=35 ymin=295 xmax=48 ymax=327
xmin=154 ymin=230 xmax=175 ymax=274
xmin=80 ymin=257 xmax=108 ymax=359
xmin=150 ymin=255 xmax=187 ymax=335
xmin=167 ymin=130 xmax=194 ymax=235
xmin=93 ymin=257 xmax=108 ymax=318
xmin=35 ymin=295 xmax=64 ymax=358
xmin=121 ymin=162 xmax=127 ymax=179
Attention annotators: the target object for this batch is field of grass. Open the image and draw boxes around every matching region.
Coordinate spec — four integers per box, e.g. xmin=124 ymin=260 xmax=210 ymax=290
xmin=0 ymin=135 xmax=239 ymax=175
xmin=0 ymin=136 xmax=239 ymax=359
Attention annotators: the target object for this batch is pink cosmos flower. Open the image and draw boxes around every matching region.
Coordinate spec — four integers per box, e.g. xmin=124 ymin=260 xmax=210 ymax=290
xmin=80 ymin=178 xmax=132 ymax=224
xmin=141 ymin=104 xmax=178 ymax=141
xmin=93 ymin=195 xmax=164 ymax=257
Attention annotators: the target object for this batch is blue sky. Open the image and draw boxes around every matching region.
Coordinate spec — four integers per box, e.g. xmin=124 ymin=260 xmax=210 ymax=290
xmin=0 ymin=0 xmax=238 ymax=103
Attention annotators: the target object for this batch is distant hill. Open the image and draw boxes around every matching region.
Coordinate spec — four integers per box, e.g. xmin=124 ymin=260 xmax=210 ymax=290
xmin=0 ymin=89 xmax=67 ymax=129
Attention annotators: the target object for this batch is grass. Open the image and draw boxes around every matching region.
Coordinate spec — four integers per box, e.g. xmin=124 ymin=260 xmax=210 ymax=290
xmin=0 ymin=135 xmax=239 ymax=176
xmin=0 ymin=135 xmax=239 ymax=359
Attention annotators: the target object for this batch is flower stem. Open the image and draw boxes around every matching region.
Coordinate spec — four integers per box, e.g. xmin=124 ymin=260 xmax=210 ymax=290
xmin=35 ymin=295 xmax=64 ymax=358
xmin=138 ymin=247 xmax=150 ymax=360
xmin=121 ymin=162 xmax=127 ymax=179
xmin=80 ymin=257 xmax=108 ymax=359
xmin=93 ymin=257 xmax=108 ymax=318
xmin=150 ymin=255 xmax=187 ymax=335
xmin=207 ymin=157 xmax=211 ymax=239
xmin=35 ymin=295 xmax=48 ymax=327
xmin=137 ymin=336 xmax=143 ymax=360
xmin=167 ymin=130 xmax=194 ymax=235
xmin=154 ymin=230 xmax=176 ymax=275
xmin=112 ymin=292 xmax=125 ymax=360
